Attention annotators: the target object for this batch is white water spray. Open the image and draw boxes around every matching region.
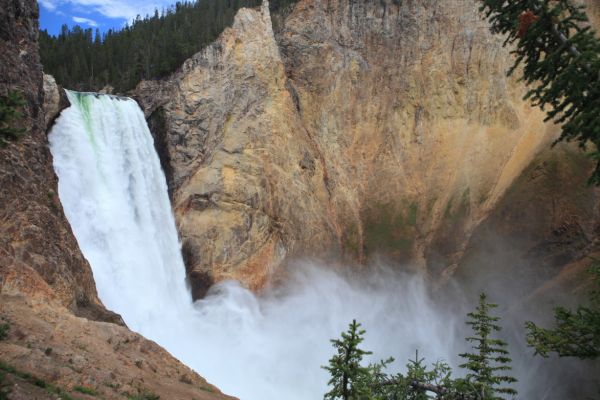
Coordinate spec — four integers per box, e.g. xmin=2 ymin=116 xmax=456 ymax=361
xmin=48 ymin=92 xmax=471 ymax=399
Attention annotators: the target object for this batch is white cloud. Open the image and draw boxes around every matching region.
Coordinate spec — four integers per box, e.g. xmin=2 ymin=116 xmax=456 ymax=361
xmin=41 ymin=0 xmax=175 ymax=22
xmin=72 ymin=16 xmax=99 ymax=26
xmin=38 ymin=0 xmax=58 ymax=11
xmin=72 ymin=0 xmax=171 ymax=20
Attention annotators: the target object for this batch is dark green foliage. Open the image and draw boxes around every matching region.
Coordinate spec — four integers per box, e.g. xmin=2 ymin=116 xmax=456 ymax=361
xmin=369 ymin=352 xmax=467 ymax=400
xmin=0 ymin=90 xmax=25 ymax=147
xmin=34 ymin=378 xmax=47 ymax=388
xmin=40 ymin=0 xmax=258 ymax=92
xmin=0 ymin=360 xmax=74 ymax=399
xmin=39 ymin=0 xmax=299 ymax=93
xmin=323 ymin=320 xmax=376 ymax=400
xmin=0 ymin=319 xmax=9 ymax=341
xmin=479 ymin=0 xmax=600 ymax=185
xmin=459 ymin=293 xmax=517 ymax=399
xmin=526 ymin=261 xmax=600 ymax=359
xmin=323 ymin=322 xmax=488 ymax=399
xmin=268 ymin=0 xmax=297 ymax=12
xmin=0 ymin=362 xmax=17 ymax=375
xmin=73 ymin=385 xmax=97 ymax=395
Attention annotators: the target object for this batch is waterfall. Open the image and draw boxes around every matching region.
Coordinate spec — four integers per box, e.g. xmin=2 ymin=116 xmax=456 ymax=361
xmin=48 ymin=91 xmax=467 ymax=400
xmin=49 ymin=91 xmax=192 ymax=332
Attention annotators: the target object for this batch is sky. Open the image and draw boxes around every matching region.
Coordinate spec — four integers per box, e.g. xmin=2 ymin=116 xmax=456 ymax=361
xmin=39 ymin=0 xmax=177 ymax=36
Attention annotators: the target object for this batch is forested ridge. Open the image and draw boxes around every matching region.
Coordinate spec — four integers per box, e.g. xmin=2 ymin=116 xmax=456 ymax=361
xmin=39 ymin=0 xmax=297 ymax=93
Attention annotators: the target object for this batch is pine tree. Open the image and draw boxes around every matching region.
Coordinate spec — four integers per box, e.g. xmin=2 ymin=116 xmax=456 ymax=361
xmin=526 ymin=261 xmax=600 ymax=359
xmin=479 ymin=0 xmax=600 ymax=185
xmin=323 ymin=320 xmax=375 ymax=400
xmin=459 ymin=293 xmax=517 ymax=400
xmin=322 ymin=316 xmax=507 ymax=400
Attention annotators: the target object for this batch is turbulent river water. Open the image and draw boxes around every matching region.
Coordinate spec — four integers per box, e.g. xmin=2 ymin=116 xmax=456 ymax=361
xmin=49 ymin=92 xmax=588 ymax=400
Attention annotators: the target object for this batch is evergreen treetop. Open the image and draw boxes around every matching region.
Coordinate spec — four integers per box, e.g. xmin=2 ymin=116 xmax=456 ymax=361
xmin=323 ymin=319 xmax=375 ymax=400
xmin=323 ymin=295 xmax=519 ymax=400
xmin=459 ymin=293 xmax=517 ymax=400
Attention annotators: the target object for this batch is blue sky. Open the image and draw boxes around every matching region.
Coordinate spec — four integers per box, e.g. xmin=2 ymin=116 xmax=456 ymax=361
xmin=39 ymin=0 xmax=177 ymax=36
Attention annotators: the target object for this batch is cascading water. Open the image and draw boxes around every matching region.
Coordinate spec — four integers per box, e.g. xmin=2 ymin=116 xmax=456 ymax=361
xmin=50 ymin=91 xmax=562 ymax=399
xmin=49 ymin=91 xmax=192 ymax=335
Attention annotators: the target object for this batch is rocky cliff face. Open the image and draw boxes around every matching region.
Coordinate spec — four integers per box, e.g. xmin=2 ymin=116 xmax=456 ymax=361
xmin=0 ymin=1 xmax=235 ymax=398
xmin=275 ymin=0 xmax=571 ymax=272
xmin=456 ymin=141 xmax=600 ymax=299
xmin=135 ymin=0 xmax=600 ymax=298
xmin=136 ymin=1 xmax=337 ymax=296
xmin=0 ymin=0 xmax=115 ymax=323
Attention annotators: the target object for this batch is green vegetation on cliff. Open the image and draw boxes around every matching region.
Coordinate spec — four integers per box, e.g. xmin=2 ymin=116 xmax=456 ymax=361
xmin=39 ymin=0 xmax=299 ymax=93
xmin=0 ymin=90 xmax=25 ymax=147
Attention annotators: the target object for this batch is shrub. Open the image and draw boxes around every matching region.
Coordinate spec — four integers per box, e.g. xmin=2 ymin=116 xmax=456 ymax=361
xmin=73 ymin=385 xmax=97 ymax=395
xmin=0 ymin=91 xmax=25 ymax=147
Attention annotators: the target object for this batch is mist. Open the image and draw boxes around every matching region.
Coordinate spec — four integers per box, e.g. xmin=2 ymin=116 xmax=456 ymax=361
xmin=174 ymin=262 xmax=597 ymax=400
xmin=176 ymin=264 xmax=460 ymax=399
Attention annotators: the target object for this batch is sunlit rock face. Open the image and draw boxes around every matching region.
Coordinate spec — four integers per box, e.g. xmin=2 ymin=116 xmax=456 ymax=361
xmin=275 ymin=0 xmax=561 ymax=272
xmin=136 ymin=2 xmax=337 ymax=297
xmin=135 ymin=0 xmax=600 ymax=297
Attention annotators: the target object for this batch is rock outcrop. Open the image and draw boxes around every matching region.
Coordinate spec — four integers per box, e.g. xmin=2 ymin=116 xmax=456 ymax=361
xmin=0 ymin=293 xmax=234 ymax=400
xmin=135 ymin=0 xmax=600 ymax=298
xmin=136 ymin=1 xmax=337 ymax=297
xmin=0 ymin=1 xmax=235 ymax=398
xmin=42 ymin=73 xmax=69 ymax=128
xmin=456 ymin=142 xmax=600 ymax=301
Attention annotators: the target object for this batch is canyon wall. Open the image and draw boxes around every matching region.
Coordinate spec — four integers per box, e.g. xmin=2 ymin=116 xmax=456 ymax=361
xmin=136 ymin=0 xmax=600 ymax=298
xmin=136 ymin=1 xmax=337 ymax=296
xmin=0 ymin=0 xmax=113 ymax=322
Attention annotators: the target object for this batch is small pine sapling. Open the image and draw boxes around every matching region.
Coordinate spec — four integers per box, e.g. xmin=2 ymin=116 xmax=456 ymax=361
xmin=323 ymin=319 xmax=375 ymax=400
xmin=459 ymin=293 xmax=517 ymax=400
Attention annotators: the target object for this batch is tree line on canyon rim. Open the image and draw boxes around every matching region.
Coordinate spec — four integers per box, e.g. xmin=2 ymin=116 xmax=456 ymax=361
xmin=38 ymin=0 xmax=298 ymax=93
xmin=322 ymin=263 xmax=600 ymax=400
